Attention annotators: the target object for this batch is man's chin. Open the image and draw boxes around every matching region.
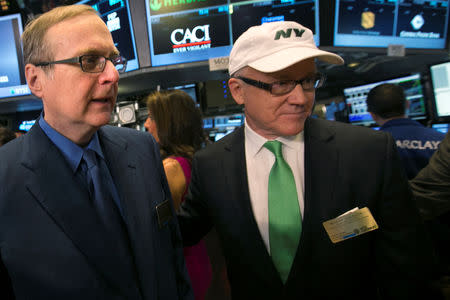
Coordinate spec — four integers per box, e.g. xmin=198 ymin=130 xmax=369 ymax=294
xmin=90 ymin=114 xmax=113 ymax=128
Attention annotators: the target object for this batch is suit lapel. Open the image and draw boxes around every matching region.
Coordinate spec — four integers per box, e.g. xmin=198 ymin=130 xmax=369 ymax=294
xmin=303 ymin=118 xmax=340 ymax=226
xmin=22 ymin=124 xmax=140 ymax=299
xmin=223 ymin=127 xmax=283 ymax=286
xmin=99 ymin=127 xmax=157 ymax=299
xmin=287 ymin=118 xmax=340 ymax=285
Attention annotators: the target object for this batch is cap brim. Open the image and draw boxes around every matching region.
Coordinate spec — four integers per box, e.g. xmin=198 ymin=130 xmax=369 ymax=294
xmin=248 ymin=47 xmax=344 ymax=73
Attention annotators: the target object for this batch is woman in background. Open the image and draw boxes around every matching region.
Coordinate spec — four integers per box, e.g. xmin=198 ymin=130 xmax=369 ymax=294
xmin=144 ymin=89 xmax=212 ymax=299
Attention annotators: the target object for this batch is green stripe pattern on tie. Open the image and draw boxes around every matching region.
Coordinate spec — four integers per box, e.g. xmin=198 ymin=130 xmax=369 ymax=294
xmin=264 ymin=140 xmax=302 ymax=284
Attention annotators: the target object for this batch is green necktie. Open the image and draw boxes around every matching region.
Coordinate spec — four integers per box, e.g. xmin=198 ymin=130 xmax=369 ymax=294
xmin=264 ymin=140 xmax=302 ymax=284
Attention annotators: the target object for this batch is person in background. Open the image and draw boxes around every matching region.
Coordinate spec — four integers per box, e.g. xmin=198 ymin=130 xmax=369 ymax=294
xmin=0 ymin=127 xmax=16 ymax=146
xmin=145 ymin=90 xmax=205 ymax=209
xmin=144 ymin=89 xmax=213 ymax=300
xmin=366 ymin=83 xmax=445 ymax=179
xmin=410 ymin=132 xmax=450 ymax=299
xmin=177 ymin=21 xmax=434 ymax=299
xmin=0 ymin=5 xmax=192 ymax=299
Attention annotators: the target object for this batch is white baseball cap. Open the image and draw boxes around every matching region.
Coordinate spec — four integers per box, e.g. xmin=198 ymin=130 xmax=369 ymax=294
xmin=228 ymin=21 xmax=344 ymax=75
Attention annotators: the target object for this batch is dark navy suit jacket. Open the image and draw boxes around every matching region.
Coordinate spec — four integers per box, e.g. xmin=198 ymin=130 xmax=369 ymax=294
xmin=0 ymin=122 xmax=193 ymax=300
xmin=178 ymin=117 xmax=434 ymax=300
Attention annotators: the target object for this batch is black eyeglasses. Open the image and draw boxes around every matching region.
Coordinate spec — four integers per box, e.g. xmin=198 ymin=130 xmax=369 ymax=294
xmin=235 ymin=73 xmax=325 ymax=95
xmin=34 ymin=54 xmax=127 ymax=73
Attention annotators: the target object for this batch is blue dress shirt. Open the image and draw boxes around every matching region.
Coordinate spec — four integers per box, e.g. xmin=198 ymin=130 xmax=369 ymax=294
xmin=38 ymin=115 xmax=124 ymax=217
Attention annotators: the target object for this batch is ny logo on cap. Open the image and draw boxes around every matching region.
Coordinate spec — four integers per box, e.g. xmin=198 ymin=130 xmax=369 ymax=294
xmin=274 ymin=28 xmax=305 ymax=40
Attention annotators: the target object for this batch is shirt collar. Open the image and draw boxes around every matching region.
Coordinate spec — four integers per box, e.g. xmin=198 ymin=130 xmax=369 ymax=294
xmin=39 ymin=113 xmax=104 ymax=173
xmin=244 ymin=119 xmax=304 ymax=158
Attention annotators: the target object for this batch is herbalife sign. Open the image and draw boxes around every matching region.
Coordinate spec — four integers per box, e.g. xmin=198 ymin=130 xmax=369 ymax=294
xmin=148 ymin=0 xmax=224 ymax=15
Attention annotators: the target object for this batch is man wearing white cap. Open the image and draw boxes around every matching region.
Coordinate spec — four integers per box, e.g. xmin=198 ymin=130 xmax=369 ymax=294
xmin=178 ymin=21 xmax=434 ymax=299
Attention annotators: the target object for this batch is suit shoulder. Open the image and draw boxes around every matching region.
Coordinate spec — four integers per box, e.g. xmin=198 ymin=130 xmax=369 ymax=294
xmin=101 ymin=125 xmax=158 ymax=145
xmin=100 ymin=126 xmax=160 ymax=158
xmin=0 ymin=136 xmax=25 ymax=162
xmin=101 ymin=125 xmax=149 ymax=139
xmin=309 ymin=118 xmax=391 ymax=148
xmin=196 ymin=127 xmax=241 ymax=158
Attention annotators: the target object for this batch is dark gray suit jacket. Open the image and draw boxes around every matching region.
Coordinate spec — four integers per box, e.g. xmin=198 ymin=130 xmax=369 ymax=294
xmin=178 ymin=117 xmax=434 ymax=300
xmin=0 ymin=122 xmax=193 ymax=300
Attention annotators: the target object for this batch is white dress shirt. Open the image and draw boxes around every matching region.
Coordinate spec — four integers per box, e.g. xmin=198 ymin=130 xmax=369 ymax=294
xmin=244 ymin=121 xmax=305 ymax=253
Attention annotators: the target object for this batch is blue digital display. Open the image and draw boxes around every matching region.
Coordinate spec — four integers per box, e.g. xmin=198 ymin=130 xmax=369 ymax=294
xmin=19 ymin=120 xmax=36 ymax=131
xmin=0 ymin=13 xmax=31 ymax=99
xmin=432 ymin=123 xmax=449 ymax=134
xmin=334 ymin=0 xmax=450 ymax=49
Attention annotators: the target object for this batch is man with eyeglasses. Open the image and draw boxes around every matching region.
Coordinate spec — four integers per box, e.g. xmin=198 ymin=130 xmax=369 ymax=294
xmin=177 ymin=21 xmax=435 ymax=299
xmin=0 ymin=5 xmax=193 ymax=300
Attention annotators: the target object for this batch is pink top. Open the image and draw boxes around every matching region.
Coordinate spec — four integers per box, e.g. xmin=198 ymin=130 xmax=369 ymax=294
xmin=172 ymin=156 xmax=212 ymax=300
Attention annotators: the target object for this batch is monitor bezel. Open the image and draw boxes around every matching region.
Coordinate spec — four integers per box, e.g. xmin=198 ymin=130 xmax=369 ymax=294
xmin=343 ymin=72 xmax=428 ymax=127
xmin=321 ymin=0 xmax=450 ymax=54
xmin=427 ymin=60 xmax=450 ymax=123
xmin=0 ymin=12 xmax=31 ymax=101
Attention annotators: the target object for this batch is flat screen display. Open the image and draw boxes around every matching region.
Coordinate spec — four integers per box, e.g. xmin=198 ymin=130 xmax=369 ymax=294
xmin=202 ymin=79 xmax=238 ymax=113
xmin=230 ymin=0 xmax=319 ymax=44
xmin=344 ymin=73 xmax=427 ymax=126
xmin=146 ymin=0 xmax=320 ymax=67
xmin=432 ymin=123 xmax=449 ymax=134
xmin=148 ymin=6 xmax=231 ymax=66
xmin=429 ymin=61 xmax=450 ymax=119
xmin=334 ymin=0 xmax=450 ymax=50
xmin=18 ymin=119 xmax=36 ymax=131
xmin=0 ymin=13 xmax=30 ymax=99
xmin=167 ymin=83 xmax=199 ymax=106
xmin=205 ymin=113 xmax=244 ymax=141
xmin=325 ymin=101 xmax=346 ymax=121
xmin=76 ymin=0 xmax=139 ymax=72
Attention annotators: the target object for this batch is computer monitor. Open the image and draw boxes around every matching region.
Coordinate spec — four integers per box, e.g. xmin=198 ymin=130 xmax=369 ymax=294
xmin=0 ymin=13 xmax=30 ymax=99
xmin=333 ymin=0 xmax=450 ymax=50
xmin=200 ymin=79 xmax=241 ymax=114
xmin=230 ymin=0 xmax=319 ymax=45
xmin=146 ymin=2 xmax=231 ymax=67
xmin=167 ymin=83 xmax=199 ymax=106
xmin=76 ymin=0 xmax=139 ymax=72
xmin=145 ymin=0 xmax=320 ymax=67
xmin=429 ymin=61 xmax=450 ymax=120
xmin=18 ymin=119 xmax=36 ymax=132
xmin=206 ymin=113 xmax=244 ymax=141
xmin=202 ymin=117 xmax=214 ymax=129
xmin=324 ymin=101 xmax=346 ymax=121
xmin=344 ymin=73 xmax=427 ymax=126
xmin=431 ymin=123 xmax=450 ymax=134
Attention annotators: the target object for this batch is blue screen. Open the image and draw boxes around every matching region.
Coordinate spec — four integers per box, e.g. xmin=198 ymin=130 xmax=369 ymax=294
xmin=204 ymin=113 xmax=244 ymax=141
xmin=334 ymin=0 xmax=449 ymax=49
xmin=145 ymin=0 xmax=320 ymax=67
xmin=167 ymin=83 xmax=200 ymax=107
xmin=0 ymin=13 xmax=31 ymax=99
xmin=18 ymin=119 xmax=36 ymax=131
xmin=432 ymin=123 xmax=449 ymax=134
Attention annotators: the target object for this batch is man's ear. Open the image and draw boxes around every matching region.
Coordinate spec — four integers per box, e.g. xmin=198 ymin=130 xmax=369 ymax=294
xmin=228 ymin=77 xmax=245 ymax=105
xmin=25 ymin=64 xmax=44 ymax=98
